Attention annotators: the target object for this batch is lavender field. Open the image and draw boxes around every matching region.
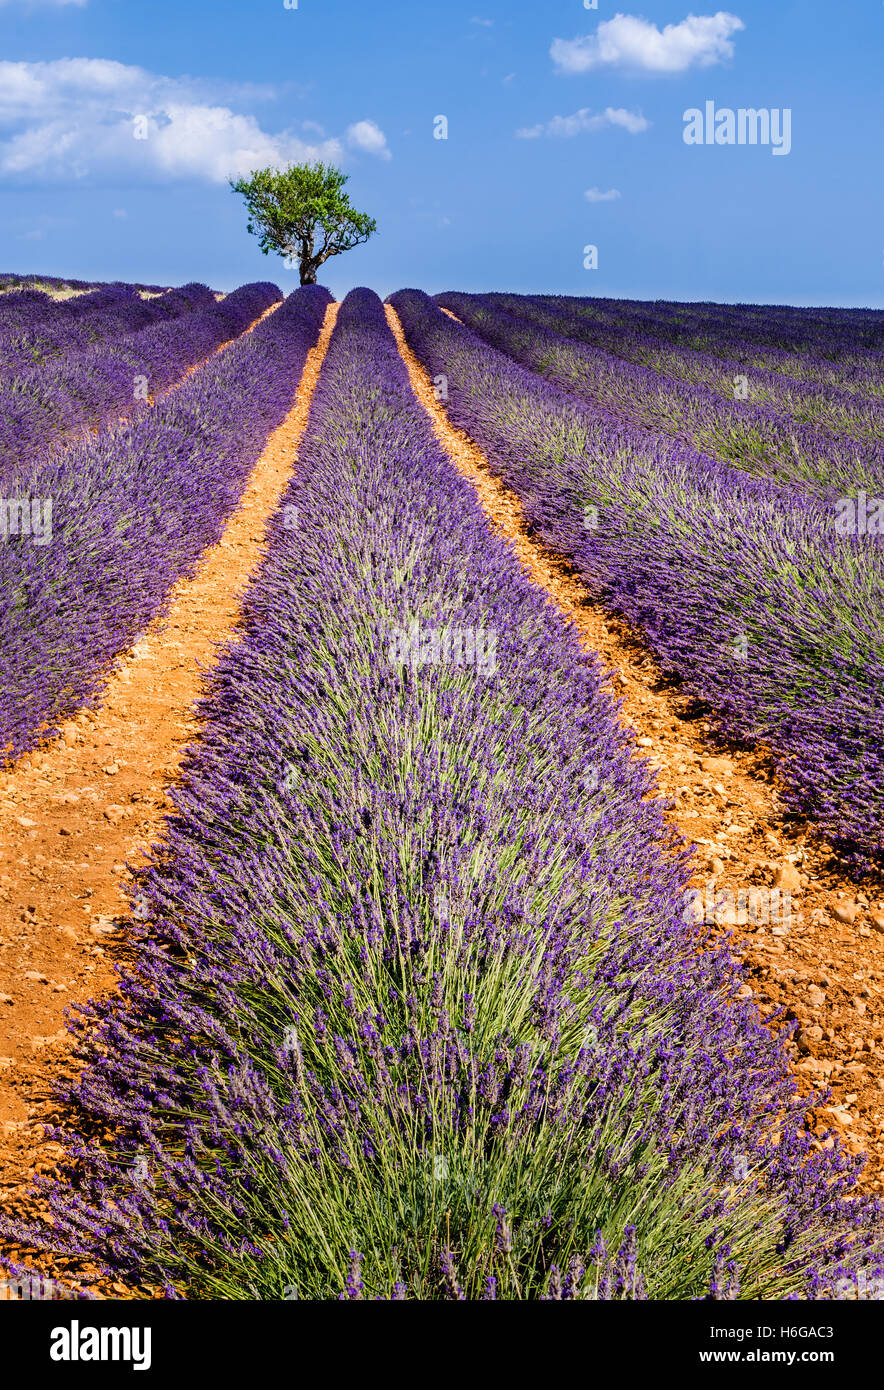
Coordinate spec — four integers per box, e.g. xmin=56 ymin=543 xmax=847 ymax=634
xmin=1 ymin=277 xmax=884 ymax=1309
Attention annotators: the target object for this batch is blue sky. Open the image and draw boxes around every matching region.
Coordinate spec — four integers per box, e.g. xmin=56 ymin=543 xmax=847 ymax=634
xmin=0 ymin=0 xmax=881 ymax=305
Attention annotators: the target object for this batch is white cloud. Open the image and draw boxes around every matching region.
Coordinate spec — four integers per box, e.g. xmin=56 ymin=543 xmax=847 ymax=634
xmin=516 ymin=106 xmax=649 ymax=139
xmin=584 ymin=186 xmax=621 ymax=202
xmin=345 ymin=119 xmax=391 ymax=161
xmin=0 ymin=59 xmax=387 ymax=183
xmin=551 ymin=12 xmax=744 ymax=74
xmin=16 ymin=212 xmax=71 ymax=239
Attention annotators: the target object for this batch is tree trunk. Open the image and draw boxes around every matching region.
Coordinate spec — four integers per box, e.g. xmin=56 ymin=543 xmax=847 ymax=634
xmin=299 ymin=262 xmax=317 ymax=285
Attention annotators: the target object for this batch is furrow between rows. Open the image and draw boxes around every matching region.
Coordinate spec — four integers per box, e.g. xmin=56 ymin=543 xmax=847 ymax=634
xmin=0 ymin=302 xmax=339 ymax=1260
xmin=387 ymin=303 xmax=884 ymax=1195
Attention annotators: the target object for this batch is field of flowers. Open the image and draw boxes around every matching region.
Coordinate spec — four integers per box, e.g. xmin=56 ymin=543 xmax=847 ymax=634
xmin=0 ymin=282 xmax=216 ymax=379
xmin=1 ymin=278 xmax=883 ymax=1303
xmin=0 ymin=281 xmax=284 ymax=478
xmin=393 ymin=290 xmax=884 ymax=871
xmin=0 ymin=282 xmax=329 ymax=762
xmin=435 ymin=292 xmax=884 ymax=491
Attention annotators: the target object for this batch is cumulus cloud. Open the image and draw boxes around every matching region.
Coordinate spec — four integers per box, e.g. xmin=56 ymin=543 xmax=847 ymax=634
xmin=516 ymin=106 xmax=649 ymax=139
xmin=584 ymin=186 xmax=621 ymax=203
xmin=551 ymin=12 xmax=744 ymax=74
xmin=345 ymin=119 xmax=391 ymax=161
xmin=0 ymin=58 xmax=389 ymax=182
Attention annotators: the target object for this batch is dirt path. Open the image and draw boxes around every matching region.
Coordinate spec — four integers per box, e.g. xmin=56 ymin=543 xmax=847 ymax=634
xmin=386 ymin=303 xmax=884 ymax=1192
xmin=0 ymin=302 xmax=340 ymax=1268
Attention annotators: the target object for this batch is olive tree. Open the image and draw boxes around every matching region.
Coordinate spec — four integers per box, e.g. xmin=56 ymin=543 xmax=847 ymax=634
xmin=230 ymin=162 xmax=377 ymax=285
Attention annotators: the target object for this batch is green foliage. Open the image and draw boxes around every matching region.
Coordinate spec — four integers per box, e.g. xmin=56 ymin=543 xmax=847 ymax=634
xmin=230 ymin=162 xmax=377 ymax=285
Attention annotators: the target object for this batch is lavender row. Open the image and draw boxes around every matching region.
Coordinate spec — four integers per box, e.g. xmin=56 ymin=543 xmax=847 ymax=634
xmin=0 ymin=275 xmax=99 ymax=296
xmin=0 ymin=283 xmax=124 ymax=326
xmin=0 ymin=282 xmax=218 ymax=378
xmin=437 ymin=292 xmax=884 ymax=495
xmin=0 ymin=273 xmax=167 ymax=296
xmin=541 ymin=292 xmax=884 ymax=397
xmin=552 ymin=292 xmax=884 ymax=358
xmin=393 ymin=290 xmax=884 ymax=869
xmin=0 ymin=282 xmax=175 ymax=342
xmin=0 ymin=283 xmax=330 ymax=764
xmin=622 ymin=296 xmax=884 ymax=347
xmin=2 ymin=286 xmax=879 ymax=1300
xmin=536 ymin=294 xmax=884 ymax=398
xmin=0 ymin=282 xmax=282 ymax=481
xmin=489 ymin=293 xmax=884 ymax=441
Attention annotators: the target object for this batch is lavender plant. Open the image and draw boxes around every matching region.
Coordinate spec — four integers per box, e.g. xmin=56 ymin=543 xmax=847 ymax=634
xmin=0 ymin=282 xmax=282 ymax=479
xmin=487 ymin=293 xmax=884 ymax=448
xmin=436 ymin=292 xmax=883 ymax=493
xmin=543 ymin=293 xmax=884 ymax=358
xmin=0 ymin=282 xmax=217 ymax=378
xmin=0 ymin=284 xmax=331 ymax=763
xmin=3 ymin=289 xmax=881 ymax=1301
xmin=534 ymin=294 xmax=884 ymax=400
xmin=390 ymin=290 xmax=884 ymax=870
xmin=0 ymin=273 xmax=166 ymax=296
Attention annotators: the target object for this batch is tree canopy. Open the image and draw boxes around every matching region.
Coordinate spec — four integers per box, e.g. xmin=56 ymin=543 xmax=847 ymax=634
xmin=230 ymin=162 xmax=377 ymax=285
